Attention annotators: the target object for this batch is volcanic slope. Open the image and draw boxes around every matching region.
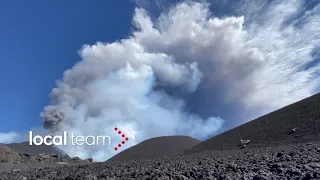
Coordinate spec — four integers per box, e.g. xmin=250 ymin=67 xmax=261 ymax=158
xmin=109 ymin=136 xmax=201 ymax=161
xmin=7 ymin=141 xmax=62 ymax=156
xmin=0 ymin=145 xmax=39 ymax=164
xmin=185 ymin=92 xmax=320 ymax=154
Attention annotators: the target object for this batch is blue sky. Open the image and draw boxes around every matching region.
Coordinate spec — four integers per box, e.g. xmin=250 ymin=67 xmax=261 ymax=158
xmin=0 ymin=0 xmax=319 ymax=149
xmin=0 ymin=0 xmax=134 ymax=133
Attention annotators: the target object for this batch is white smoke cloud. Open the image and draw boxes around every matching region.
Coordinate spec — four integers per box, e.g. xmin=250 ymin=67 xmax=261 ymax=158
xmin=0 ymin=132 xmax=20 ymax=144
xmin=43 ymin=63 xmax=223 ymax=161
xmin=133 ymin=0 xmax=320 ymax=122
xmin=42 ymin=0 xmax=320 ymax=161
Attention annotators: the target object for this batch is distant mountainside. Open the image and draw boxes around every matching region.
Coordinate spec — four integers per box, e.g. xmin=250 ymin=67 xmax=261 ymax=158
xmin=108 ymin=136 xmax=201 ymax=162
xmin=0 ymin=143 xmax=88 ymax=165
xmin=6 ymin=141 xmax=63 ymax=156
xmin=184 ymin=93 xmax=320 ymax=154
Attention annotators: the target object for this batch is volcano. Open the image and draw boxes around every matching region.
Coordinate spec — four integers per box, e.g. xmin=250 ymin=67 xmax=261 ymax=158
xmin=184 ymin=93 xmax=320 ymax=154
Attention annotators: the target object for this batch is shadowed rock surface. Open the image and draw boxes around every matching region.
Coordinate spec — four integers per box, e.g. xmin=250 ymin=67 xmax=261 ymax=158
xmin=6 ymin=141 xmax=62 ymax=156
xmin=109 ymin=136 xmax=201 ymax=162
xmin=0 ymin=143 xmax=76 ymax=165
xmin=0 ymin=143 xmax=87 ymax=165
xmin=184 ymin=93 xmax=320 ymax=154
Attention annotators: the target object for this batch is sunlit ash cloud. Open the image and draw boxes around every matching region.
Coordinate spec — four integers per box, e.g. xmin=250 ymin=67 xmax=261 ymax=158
xmin=41 ymin=0 xmax=320 ymax=161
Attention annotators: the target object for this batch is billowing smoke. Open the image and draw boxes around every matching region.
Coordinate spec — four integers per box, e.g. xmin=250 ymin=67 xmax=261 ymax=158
xmin=41 ymin=0 xmax=320 ymax=161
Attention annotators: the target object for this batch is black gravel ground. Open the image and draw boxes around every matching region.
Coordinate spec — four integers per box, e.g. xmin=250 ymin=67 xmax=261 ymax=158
xmin=0 ymin=141 xmax=320 ymax=179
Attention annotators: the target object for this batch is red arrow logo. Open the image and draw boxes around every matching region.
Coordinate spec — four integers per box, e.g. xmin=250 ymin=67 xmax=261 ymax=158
xmin=114 ymin=127 xmax=129 ymax=151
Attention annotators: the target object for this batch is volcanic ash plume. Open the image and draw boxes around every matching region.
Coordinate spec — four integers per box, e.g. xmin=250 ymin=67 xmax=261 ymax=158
xmin=42 ymin=1 xmax=320 ymax=161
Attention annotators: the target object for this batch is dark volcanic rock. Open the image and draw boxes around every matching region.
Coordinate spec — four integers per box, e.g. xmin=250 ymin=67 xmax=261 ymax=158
xmin=1 ymin=141 xmax=73 ymax=165
xmin=0 ymin=144 xmax=86 ymax=166
xmin=0 ymin=141 xmax=319 ymax=180
xmin=6 ymin=141 xmax=62 ymax=156
xmin=108 ymin=136 xmax=201 ymax=162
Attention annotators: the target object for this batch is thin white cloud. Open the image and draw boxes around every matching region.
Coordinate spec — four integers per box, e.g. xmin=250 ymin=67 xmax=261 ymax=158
xmin=0 ymin=132 xmax=20 ymax=144
xmin=133 ymin=0 xmax=167 ymax=10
